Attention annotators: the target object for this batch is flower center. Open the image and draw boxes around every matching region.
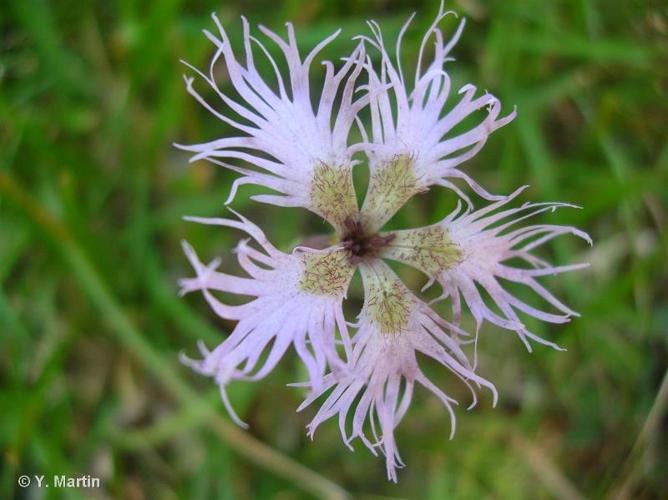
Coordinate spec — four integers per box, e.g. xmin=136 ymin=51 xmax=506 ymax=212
xmin=341 ymin=217 xmax=395 ymax=264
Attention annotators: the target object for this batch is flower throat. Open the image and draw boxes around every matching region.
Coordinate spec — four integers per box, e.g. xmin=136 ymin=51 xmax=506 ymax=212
xmin=341 ymin=217 xmax=395 ymax=264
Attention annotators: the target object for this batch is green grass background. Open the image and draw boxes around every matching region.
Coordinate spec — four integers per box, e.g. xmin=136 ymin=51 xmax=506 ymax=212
xmin=1 ymin=0 xmax=667 ymax=498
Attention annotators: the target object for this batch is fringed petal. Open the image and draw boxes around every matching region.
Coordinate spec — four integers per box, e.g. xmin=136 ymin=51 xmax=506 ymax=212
xmin=378 ymin=192 xmax=591 ymax=350
xmin=177 ymin=14 xmax=367 ymax=232
xmin=358 ymin=2 xmax=516 ymax=230
xmin=180 ymin=213 xmax=355 ymax=423
xmin=299 ymin=260 xmax=496 ymax=482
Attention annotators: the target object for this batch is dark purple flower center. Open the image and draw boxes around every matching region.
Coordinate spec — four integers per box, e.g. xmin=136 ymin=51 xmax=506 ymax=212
xmin=341 ymin=217 xmax=395 ymax=264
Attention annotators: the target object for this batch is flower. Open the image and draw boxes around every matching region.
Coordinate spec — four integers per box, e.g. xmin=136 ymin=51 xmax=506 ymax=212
xmin=178 ymin=3 xmax=590 ymax=482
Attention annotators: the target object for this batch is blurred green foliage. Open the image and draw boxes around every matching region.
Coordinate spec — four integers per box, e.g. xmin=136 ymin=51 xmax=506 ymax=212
xmin=1 ymin=0 xmax=667 ymax=498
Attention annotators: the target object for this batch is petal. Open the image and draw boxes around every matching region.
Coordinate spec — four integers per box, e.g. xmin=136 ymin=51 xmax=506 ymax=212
xmin=378 ymin=193 xmax=591 ymax=350
xmin=378 ymin=224 xmax=462 ymax=276
xmin=180 ymin=213 xmax=356 ymax=423
xmin=300 ymin=260 xmax=495 ymax=482
xmin=358 ymin=5 xmax=515 ymax=231
xmin=177 ymin=15 xmax=366 ymax=233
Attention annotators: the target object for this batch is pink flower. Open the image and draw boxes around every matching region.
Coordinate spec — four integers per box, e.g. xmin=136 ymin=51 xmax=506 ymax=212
xmin=177 ymin=3 xmax=591 ymax=481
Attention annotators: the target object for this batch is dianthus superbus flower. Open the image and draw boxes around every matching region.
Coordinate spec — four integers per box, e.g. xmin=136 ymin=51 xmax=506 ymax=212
xmin=177 ymin=2 xmax=591 ymax=482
